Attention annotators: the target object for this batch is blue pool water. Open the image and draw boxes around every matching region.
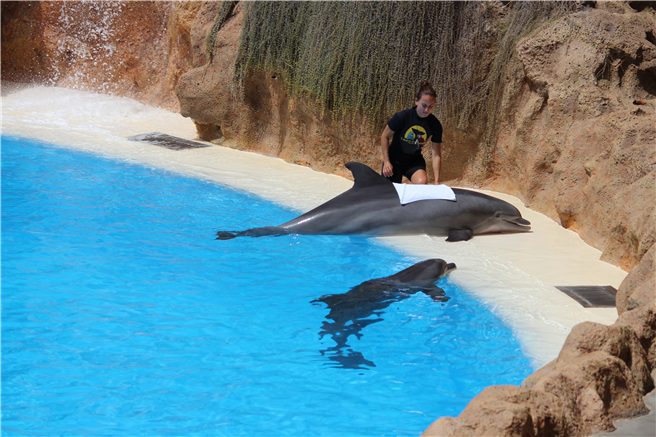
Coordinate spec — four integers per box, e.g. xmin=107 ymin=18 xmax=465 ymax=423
xmin=2 ymin=135 xmax=532 ymax=436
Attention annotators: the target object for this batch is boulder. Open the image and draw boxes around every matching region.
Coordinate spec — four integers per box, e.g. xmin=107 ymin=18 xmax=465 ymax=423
xmin=616 ymin=244 xmax=656 ymax=315
xmin=421 ymin=385 xmax=564 ymax=437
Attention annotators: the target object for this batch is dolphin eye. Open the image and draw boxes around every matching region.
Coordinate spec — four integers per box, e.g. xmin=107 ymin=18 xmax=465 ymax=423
xmin=495 ymin=212 xmax=501 ymax=218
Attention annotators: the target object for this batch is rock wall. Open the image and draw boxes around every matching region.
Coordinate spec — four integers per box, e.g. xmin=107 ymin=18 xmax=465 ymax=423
xmin=1 ymin=0 xmax=202 ymax=111
xmin=175 ymin=2 xmax=375 ymax=179
xmin=489 ymin=3 xmax=656 ymax=270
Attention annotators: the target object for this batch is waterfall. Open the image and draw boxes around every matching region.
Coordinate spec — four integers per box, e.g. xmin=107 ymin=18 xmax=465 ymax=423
xmin=52 ymin=1 xmax=125 ymax=92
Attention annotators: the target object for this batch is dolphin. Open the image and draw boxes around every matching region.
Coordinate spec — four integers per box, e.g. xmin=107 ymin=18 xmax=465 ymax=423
xmin=216 ymin=162 xmax=530 ymax=241
xmin=312 ymin=258 xmax=456 ymax=369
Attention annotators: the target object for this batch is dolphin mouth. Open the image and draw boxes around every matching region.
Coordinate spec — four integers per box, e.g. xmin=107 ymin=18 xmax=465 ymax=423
xmin=501 ymin=216 xmax=531 ymax=231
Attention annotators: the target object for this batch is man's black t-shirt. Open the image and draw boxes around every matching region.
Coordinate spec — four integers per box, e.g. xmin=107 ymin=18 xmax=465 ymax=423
xmin=387 ymin=107 xmax=442 ymax=162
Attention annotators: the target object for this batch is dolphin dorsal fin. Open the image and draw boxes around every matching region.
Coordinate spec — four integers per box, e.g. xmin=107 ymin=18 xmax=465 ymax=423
xmin=345 ymin=162 xmax=392 ymax=190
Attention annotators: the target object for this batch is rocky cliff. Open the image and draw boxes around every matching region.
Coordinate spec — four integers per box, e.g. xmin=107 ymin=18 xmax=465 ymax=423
xmin=1 ymin=0 xmax=201 ymax=111
xmin=491 ymin=2 xmax=655 ymax=270
xmin=2 ymin=1 xmax=655 ymax=435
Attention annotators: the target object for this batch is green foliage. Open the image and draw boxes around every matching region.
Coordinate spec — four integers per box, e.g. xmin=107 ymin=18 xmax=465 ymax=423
xmin=232 ymin=1 xmax=579 ymax=159
xmin=206 ymin=1 xmax=239 ymax=59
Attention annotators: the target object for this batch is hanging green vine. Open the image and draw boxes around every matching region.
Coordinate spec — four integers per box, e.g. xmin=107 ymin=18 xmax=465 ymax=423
xmin=231 ymin=1 xmax=581 ymax=160
xmin=205 ymin=1 xmax=239 ymax=59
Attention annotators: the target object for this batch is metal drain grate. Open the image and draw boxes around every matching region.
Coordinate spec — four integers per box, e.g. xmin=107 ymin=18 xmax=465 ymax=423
xmin=127 ymin=132 xmax=210 ymax=151
xmin=555 ymin=285 xmax=618 ymax=308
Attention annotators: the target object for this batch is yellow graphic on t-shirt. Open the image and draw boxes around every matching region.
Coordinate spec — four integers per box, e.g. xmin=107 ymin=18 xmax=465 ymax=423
xmin=403 ymin=126 xmax=427 ymax=145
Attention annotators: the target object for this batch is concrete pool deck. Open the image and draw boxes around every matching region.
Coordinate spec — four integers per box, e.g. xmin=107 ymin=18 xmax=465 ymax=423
xmin=2 ymin=85 xmax=628 ymax=370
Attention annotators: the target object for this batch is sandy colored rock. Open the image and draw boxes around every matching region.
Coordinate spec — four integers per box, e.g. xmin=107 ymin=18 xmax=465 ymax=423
xmin=429 ymin=351 xmax=649 ymax=437
xmin=176 ymin=3 xmax=244 ymax=141
xmin=541 ymin=323 xmax=654 ymax=433
xmin=176 ymin=3 xmax=377 ymax=179
xmin=428 ymin=266 xmax=655 ymax=437
xmin=421 ymin=385 xmax=564 ymax=437
xmin=616 ymin=243 xmax=656 ymax=315
xmin=492 ymin=7 xmax=656 ymax=270
xmin=554 ymin=322 xmax=653 ymax=395
xmin=617 ymin=306 xmax=656 ymax=369
xmin=615 ymin=243 xmax=656 ymax=368
xmin=530 ymin=352 xmax=649 ymax=434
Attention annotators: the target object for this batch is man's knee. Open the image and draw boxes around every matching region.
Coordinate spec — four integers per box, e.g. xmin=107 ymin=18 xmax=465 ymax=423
xmin=411 ymin=171 xmax=428 ymax=184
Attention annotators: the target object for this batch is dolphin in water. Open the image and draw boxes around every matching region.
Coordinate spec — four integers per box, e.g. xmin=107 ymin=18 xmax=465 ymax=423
xmin=312 ymin=258 xmax=456 ymax=370
xmin=216 ymin=162 xmax=530 ymax=241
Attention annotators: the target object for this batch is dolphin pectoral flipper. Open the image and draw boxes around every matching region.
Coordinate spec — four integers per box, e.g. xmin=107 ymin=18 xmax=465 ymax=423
xmin=216 ymin=226 xmax=290 ymax=240
xmin=446 ymin=229 xmax=473 ymax=242
xmin=420 ymin=285 xmax=450 ymax=302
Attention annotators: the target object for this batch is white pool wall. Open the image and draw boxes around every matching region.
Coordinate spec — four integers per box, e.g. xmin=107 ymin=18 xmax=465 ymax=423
xmin=2 ymin=85 xmax=627 ymax=370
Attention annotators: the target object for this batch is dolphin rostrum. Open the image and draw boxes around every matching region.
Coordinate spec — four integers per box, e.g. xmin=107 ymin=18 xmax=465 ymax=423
xmin=312 ymin=258 xmax=456 ymax=369
xmin=216 ymin=162 xmax=530 ymax=241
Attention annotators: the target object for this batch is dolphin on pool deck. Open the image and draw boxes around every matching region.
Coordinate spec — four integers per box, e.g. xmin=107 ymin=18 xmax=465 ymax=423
xmin=216 ymin=162 xmax=530 ymax=241
xmin=312 ymin=258 xmax=456 ymax=369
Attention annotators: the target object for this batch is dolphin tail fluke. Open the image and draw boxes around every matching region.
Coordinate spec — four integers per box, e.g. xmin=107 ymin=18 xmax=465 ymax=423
xmin=215 ymin=226 xmax=290 ymax=240
xmin=215 ymin=231 xmax=240 ymax=240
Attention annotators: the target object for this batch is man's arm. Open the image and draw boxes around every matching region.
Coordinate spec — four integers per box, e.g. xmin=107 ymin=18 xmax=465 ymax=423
xmin=381 ymin=125 xmax=395 ymax=177
xmin=431 ymin=141 xmax=442 ymax=184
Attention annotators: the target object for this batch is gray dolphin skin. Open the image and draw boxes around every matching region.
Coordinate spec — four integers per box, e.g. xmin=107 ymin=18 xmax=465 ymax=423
xmin=312 ymin=258 xmax=456 ymax=369
xmin=216 ymin=162 xmax=531 ymax=241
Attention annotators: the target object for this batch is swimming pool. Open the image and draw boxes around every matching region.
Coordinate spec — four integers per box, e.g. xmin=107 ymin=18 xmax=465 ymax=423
xmin=2 ymin=135 xmax=533 ymax=436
